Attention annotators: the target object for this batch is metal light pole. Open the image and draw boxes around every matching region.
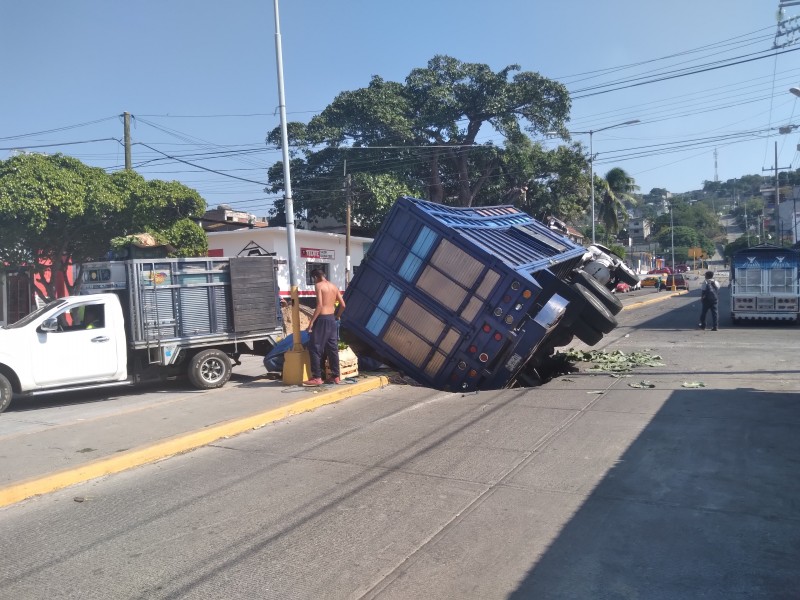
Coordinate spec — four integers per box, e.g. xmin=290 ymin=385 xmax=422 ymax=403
xmin=670 ymin=201 xmax=677 ymax=291
xmin=790 ymin=87 xmax=800 ymax=242
xmin=273 ymin=0 xmax=309 ymax=383
xmin=578 ymin=119 xmax=640 ymax=244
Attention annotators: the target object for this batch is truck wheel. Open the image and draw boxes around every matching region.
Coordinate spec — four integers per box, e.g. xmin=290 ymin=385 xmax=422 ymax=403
xmin=187 ymin=349 xmax=232 ymax=390
xmin=571 ymin=318 xmax=604 ymax=346
xmin=572 ymin=270 xmax=623 ymax=315
xmin=572 ymin=282 xmax=618 ymax=333
xmin=549 ymin=328 xmax=574 ymax=348
xmin=614 ymin=262 xmax=640 ymax=287
xmin=0 ymin=373 xmax=12 ymax=414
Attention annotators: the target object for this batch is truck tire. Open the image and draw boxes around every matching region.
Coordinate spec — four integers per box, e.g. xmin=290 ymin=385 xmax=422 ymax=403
xmin=614 ymin=261 xmax=640 ymax=286
xmin=549 ymin=328 xmax=574 ymax=348
xmin=589 ymin=243 xmax=640 ymax=286
xmin=0 ymin=373 xmax=12 ymax=414
xmin=571 ymin=318 xmax=604 ymax=346
xmin=187 ymin=349 xmax=232 ymax=390
xmin=572 ymin=270 xmax=623 ymax=315
xmin=572 ymin=282 xmax=617 ymax=333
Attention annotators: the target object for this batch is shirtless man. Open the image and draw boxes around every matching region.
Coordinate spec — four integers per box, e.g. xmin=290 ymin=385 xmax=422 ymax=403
xmin=303 ymin=269 xmax=346 ymax=386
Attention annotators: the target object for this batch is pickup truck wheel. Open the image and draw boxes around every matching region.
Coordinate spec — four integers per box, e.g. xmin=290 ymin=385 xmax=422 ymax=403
xmin=571 ymin=318 xmax=604 ymax=346
xmin=572 ymin=282 xmax=618 ymax=333
xmin=572 ymin=270 xmax=623 ymax=315
xmin=0 ymin=373 xmax=12 ymax=414
xmin=188 ymin=349 xmax=232 ymax=390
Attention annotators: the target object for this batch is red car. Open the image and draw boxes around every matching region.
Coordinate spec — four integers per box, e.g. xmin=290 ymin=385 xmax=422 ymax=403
xmin=648 ymin=267 xmax=672 ymax=274
xmin=615 ymin=282 xmax=631 ymax=293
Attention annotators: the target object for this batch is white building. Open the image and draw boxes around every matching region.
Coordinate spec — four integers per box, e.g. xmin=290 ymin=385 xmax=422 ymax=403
xmin=778 ymin=192 xmax=800 ymax=243
xmin=206 ymin=227 xmax=372 ymax=301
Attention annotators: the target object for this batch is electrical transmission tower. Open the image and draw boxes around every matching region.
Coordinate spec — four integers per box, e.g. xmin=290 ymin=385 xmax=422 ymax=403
xmin=714 ymin=148 xmax=719 ymax=183
xmin=775 ymin=1 xmax=800 ymax=48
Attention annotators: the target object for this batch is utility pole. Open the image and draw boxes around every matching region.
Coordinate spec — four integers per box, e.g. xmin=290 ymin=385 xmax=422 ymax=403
xmin=344 ymin=167 xmax=352 ymax=286
xmin=123 ymin=112 xmax=132 ymax=170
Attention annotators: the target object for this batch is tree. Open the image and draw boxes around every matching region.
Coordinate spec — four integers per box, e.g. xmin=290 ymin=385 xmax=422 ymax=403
xmin=267 ymin=55 xmax=572 ymax=227
xmin=0 ymin=153 xmax=208 ymax=301
xmin=499 ymin=138 xmax=591 ymax=223
xmin=595 ymin=167 xmax=637 ymax=243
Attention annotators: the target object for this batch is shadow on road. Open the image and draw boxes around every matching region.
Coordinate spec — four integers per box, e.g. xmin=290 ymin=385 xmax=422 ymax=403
xmin=508 ymin=385 xmax=800 ymax=598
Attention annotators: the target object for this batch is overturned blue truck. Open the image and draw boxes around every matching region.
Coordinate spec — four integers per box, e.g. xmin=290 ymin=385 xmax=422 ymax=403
xmin=340 ymin=196 xmax=637 ymax=392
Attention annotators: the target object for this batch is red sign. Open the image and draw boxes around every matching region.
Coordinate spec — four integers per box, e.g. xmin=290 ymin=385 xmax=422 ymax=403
xmin=301 ymin=247 xmax=335 ymax=260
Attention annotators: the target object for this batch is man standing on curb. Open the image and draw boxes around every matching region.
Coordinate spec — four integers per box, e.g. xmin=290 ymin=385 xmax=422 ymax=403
xmin=303 ymin=269 xmax=346 ymax=386
xmin=699 ymin=270 xmax=720 ymax=331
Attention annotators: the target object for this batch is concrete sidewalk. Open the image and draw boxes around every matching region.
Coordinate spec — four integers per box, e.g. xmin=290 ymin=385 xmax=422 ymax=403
xmin=0 ymin=360 xmax=389 ymax=507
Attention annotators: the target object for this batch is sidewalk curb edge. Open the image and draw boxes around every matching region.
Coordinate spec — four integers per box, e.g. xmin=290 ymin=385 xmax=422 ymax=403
xmin=0 ymin=375 xmax=390 ymax=509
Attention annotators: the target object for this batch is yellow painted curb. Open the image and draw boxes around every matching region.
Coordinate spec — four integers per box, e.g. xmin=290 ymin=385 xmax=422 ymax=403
xmin=0 ymin=375 xmax=389 ymax=509
xmin=622 ymin=289 xmax=688 ymax=310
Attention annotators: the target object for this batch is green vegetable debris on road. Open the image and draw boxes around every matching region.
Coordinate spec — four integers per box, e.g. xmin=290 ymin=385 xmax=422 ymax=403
xmin=561 ymin=349 xmax=665 ymax=373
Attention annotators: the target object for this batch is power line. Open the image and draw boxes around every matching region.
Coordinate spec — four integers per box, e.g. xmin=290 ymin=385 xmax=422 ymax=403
xmin=0 ymin=138 xmax=120 ymax=152
xmin=133 ymin=142 xmax=268 ymax=186
xmin=0 ymin=116 xmax=118 ymax=142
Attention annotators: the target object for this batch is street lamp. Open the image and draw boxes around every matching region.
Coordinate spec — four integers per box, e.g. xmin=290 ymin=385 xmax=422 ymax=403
xmin=573 ymin=120 xmax=640 ymax=244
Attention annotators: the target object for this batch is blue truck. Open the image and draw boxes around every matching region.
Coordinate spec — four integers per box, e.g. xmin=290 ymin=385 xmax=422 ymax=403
xmin=341 ymin=197 xmax=635 ymax=391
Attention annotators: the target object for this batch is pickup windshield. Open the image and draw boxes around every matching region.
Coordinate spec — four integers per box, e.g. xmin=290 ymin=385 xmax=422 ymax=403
xmin=3 ymin=299 xmax=68 ymax=329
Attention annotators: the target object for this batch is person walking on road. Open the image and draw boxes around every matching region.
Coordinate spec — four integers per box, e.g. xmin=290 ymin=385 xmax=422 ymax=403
xmin=699 ymin=270 xmax=720 ymax=331
xmin=303 ymin=269 xmax=346 ymax=386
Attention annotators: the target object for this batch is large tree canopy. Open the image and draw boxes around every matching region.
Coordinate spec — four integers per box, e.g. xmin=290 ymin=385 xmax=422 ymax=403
xmin=0 ymin=153 xmax=208 ymax=301
xmin=266 ymin=55 xmax=575 ymax=231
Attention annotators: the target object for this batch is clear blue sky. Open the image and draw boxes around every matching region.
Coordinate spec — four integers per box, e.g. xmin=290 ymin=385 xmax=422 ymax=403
xmin=2 ymin=1 xmax=799 ymax=220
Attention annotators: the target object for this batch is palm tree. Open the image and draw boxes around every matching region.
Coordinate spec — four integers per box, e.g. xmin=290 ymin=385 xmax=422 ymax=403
xmin=596 ymin=168 xmax=637 ymax=244
xmin=605 ymin=167 xmax=638 ymax=201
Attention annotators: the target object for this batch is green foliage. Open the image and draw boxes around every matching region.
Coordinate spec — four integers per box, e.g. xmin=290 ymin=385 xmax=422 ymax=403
xmin=509 ymin=140 xmax=591 ymax=222
xmin=163 ymin=218 xmax=208 ymax=257
xmin=607 ymin=244 xmax=627 ymax=259
xmin=651 ymin=198 xmax=722 ymax=244
xmin=0 ymin=153 xmax=208 ymax=301
xmin=266 ymin=54 xmax=573 ymax=230
xmin=723 ymin=235 xmax=759 ymax=258
xmin=654 ymin=226 xmax=715 ymax=263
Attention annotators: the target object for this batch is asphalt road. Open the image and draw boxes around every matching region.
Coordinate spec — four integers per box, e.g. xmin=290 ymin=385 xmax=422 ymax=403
xmin=1 ymin=286 xmax=798 ymax=600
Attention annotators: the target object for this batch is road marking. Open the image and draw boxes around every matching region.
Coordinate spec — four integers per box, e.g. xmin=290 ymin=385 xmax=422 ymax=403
xmin=622 ymin=290 xmax=689 ymax=310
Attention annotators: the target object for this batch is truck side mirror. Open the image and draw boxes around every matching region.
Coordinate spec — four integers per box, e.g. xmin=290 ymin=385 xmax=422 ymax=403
xmin=40 ymin=317 xmax=59 ymax=333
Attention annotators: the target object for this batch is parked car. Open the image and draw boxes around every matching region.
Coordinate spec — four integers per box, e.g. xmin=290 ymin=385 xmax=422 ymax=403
xmin=662 ymin=274 xmax=689 ymax=290
xmin=615 ymin=282 xmax=631 ymax=293
xmin=674 ymin=264 xmax=690 ymax=273
xmin=648 ymin=267 xmax=672 ymax=275
xmin=640 ymin=275 xmax=667 ymax=288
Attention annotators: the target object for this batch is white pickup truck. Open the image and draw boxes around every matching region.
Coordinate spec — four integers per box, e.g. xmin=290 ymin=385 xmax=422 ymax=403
xmin=0 ymin=256 xmax=282 ymax=414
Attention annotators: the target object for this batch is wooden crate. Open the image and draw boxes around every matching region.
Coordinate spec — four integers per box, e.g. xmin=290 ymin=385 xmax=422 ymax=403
xmin=325 ymin=346 xmax=359 ymax=379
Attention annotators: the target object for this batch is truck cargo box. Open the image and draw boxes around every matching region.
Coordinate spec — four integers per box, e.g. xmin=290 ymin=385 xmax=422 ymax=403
xmin=80 ymin=256 xmax=281 ymax=348
xmin=342 ymin=196 xmax=604 ymax=392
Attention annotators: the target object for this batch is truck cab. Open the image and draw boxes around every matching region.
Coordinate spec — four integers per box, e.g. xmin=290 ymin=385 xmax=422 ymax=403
xmin=0 ymin=294 xmax=129 ymax=409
